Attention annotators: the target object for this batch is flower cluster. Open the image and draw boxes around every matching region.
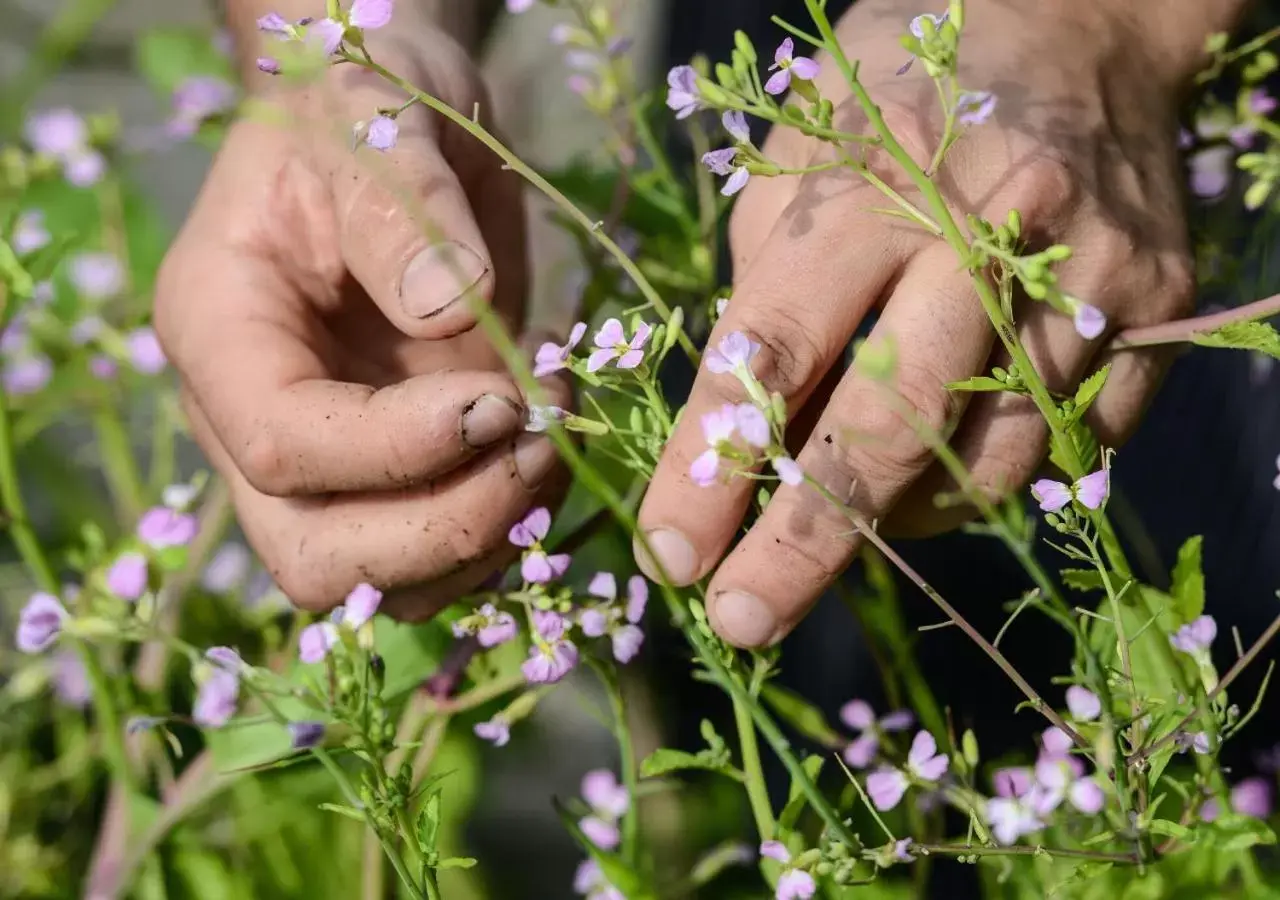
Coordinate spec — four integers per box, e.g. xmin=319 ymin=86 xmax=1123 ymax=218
xmin=985 ymin=726 xmax=1105 ymax=845
xmin=298 ymin=582 xmax=384 ymax=664
xmin=255 ymin=0 xmax=393 ymax=73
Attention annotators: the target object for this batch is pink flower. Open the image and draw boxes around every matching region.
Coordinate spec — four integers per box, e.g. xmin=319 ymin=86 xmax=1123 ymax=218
xmin=1065 ymin=685 xmax=1101 ymax=721
xmin=993 ymin=766 xmax=1033 ymax=798
xmin=839 ymin=699 xmax=913 ymax=769
xmin=773 ymin=456 xmax=803 ymax=486
xmin=16 ymin=592 xmax=68 ymax=654
xmin=534 ymin=322 xmax=587 ymax=377
xmin=759 ymin=840 xmax=790 ymax=863
xmin=1034 ymin=753 xmax=1104 ymax=815
xmin=90 ymin=355 xmax=117 ymax=380
xmin=665 ymin=65 xmax=703 ymax=119
xmin=522 ymin=634 xmax=578 ymax=684
xmin=509 ymin=507 xmax=571 ymax=584
xmin=1231 ymin=777 xmax=1273 ymax=818
xmin=776 ymin=870 xmax=816 ymax=900
xmin=704 ymin=331 xmax=760 ymax=375
xmin=956 ymin=91 xmax=997 ymax=126
xmin=137 ymin=506 xmax=198 ymax=549
xmin=3 ymin=357 xmax=53 ymax=395
xmin=13 ymin=210 xmax=49 ymax=255
xmin=474 ymin=716 xmax=511 ymax=747
xmin=573 ymin=859 xmax=624 ymax=900
xmin=582 ymin=573 xmax=648 ymax=662
xmin=341 ymin=582 xmax=382 ymax=628
xmin=1029 ymin=467 xmax=1108 ymax=512
xmin=460 ymin=603 xmax=517 ymax=648
xmin=106 ymin=552 xmax=148 ymax=600
xmin=702 ymin=147 xmax=750 ymax=196
xmin=167 ymin=76 xmax=236 ymax=139
xmin=1189 ymin=146 xmax=1233 ymax=200
xmin=364 ymin=115 xmax=398 ymax=151
xmin=691 ymin=402 xmax=772 ymax=486
xmin=299 ymin=622 xmax=338 ymax=663
xmin=205 ymin=646 xmax=245 ymax=672
xmin=866 ymin=731 xmax=949 ymax=811
xmin=586 ymin=318 xmax=652 ymax=372
xmin=1171 ymin=615 xmax=1217 ymax=656
xmin=25 ymin=107 xmax=87 ymax=157
xmin=578 ymin=769 xmax=628 ymax=849
xmin=986 ymin=794 xmax=1044 ymax=845
xmin=126 ymin=327 xmax=167 ymax=375
xmin=257 ymin=57 xmax=281 ymax=74
xmin=348 ymin=0 xmax=393 ymax=30
xmin=764 ymin=38 xmax=820 ymax=96
xmin=68 ymin=252 xmax=124 ymax=300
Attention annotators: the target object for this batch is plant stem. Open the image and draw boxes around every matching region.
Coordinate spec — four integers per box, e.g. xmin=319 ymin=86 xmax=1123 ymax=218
xmin=917 ymin=843 xmax=1139 ymax=864
xmin=93 ymin=407 xmax=145 ymax=523
xmin=593 ymin=661 xmax=641 ymax=867
xmin=735 ymin=657 xmax=776 ymax=840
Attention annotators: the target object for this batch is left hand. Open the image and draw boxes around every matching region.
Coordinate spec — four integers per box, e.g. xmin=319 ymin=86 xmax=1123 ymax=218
xmin=635 ymin=0 xmax=1208 ymax=647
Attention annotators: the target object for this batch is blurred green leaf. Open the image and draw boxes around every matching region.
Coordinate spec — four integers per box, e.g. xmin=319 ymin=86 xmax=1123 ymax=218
xmin=1170 ymin=536 xmax=1206 ymax=623
xmin=760 ymin=683 xmax=843 ymax=748
xmin=135 ymin=27 xmax=234 ymax=97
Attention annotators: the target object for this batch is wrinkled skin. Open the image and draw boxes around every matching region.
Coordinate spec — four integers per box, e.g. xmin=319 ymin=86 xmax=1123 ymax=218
xmin=155 ymin=27 xmax=569 ymax=619
xmin=635 ymin=0 xmax=1201 ymax=647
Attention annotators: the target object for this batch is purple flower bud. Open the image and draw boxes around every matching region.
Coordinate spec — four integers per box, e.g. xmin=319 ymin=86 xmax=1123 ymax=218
xmin=68 ymin=252 xmax=124 ymax=300
xmin=137 ymin=506 xmax=198 ymax=549
xmin=723 ymin=110 xmax=750 ymax=143
xmin=1065 ymin=685 xmax=1101 ymax=721
xmin=759 ymin=840 xmax=791 ymax=863
xmin=105 ymin=552 xmax=148 ymax=600
xmin=3 ymin=356 xmax=53 ymax=396
xmin=205 ymin=646 xmax=245 ymax=672
xmin=257 ymin=12 xmax=290 ymax=33
xmin=507 ymin=0 xmax=535 ymax=12
xmin=25 ymin=108 xmax=88 ymax=157
xmin=89 ymin=355 xmax=118 ymax=380
xmin=70 ymin=315 xmax=104 ymax=345
xmin=1072 ymin=303 xmax=1107 ymax=340
xmin=773 ymin=456 xmax=804 ymax=486
xmin=580 ymin=815 xmax=620 ymax=850
xmin=665 ymin=65 xmax=703 ymax=120
xmin=342 ymin=582 xmax=383 ymax=628
xmin=1232 ymin=777 xmax=1273 ymax=818
xmin=257 ymin=57 xmax=282 ymax=75
xmin=299 ymin=622 xmax=338 ymax=663
xmin=364 ymin=115 xmax=398 ymax=151
xmin=610 ymin=624 xmax=644 ymax=663
xmin=16 ymin=592 xmax=68 ymax=654
xmin=288 ymin=720 xmax=326 ymax=749
xmin=193 ymin=668 xmax=239 ymax=728
xmin=1171 ymin=615 xmax=1217 ymax=655
xmin=63 ymin=151 xmax=106 ymax=187
xmin=474 ymin=716 xmax=510 ymax=746
xmin=126 ymin=327 xmax=167 ymax=375
xmin=348 ymin=0 xmax=393 ymax=30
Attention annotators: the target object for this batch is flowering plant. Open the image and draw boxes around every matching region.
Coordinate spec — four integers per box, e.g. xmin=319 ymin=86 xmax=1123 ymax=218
xmin=4 ymin=0 xmax=1280 ymax=898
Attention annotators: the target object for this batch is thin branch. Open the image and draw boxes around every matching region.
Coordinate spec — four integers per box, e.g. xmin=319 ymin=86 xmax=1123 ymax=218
xmin=1110 ymin=293 xmax=1280 ymax=349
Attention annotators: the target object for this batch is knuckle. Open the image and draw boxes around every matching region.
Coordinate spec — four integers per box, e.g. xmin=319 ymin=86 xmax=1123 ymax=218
xmin=730 ymin=306 xmax=827 ymax=400
xmin=236 ymin=425 xmax=299 ymax=496
xmin=269 ymin=552 xmax=334 ymax=613
xmin=1011 ymin=151 xmax=1077 ymax=218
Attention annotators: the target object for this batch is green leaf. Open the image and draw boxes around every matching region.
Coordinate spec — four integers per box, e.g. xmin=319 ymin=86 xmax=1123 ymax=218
xmin=436 ymin=857 xmax=478 ymax=870
xmin=760 ymin=683 xmax=843 ymax=747
xmin=639 ymin=748 xmax=739 ymax=780
xmin=1061 ymin=569 xmax=1104 ymax=591
xmin=1070 ymin=364 xmax=1111 ymax=422
xmin=945 ymin=376 xmax=1008 ymax=393
xmin=1191 ymin=320 xmax=1280 ymax=359
xmin=1170 ymin=536 xmax=1206 ymax=622
xmin=1147 ymin=819 xmax=1192 ymax=840
xmin=135 ymin=27 xmax=234 ymax=96
xmin=417 ymin=791 xmax=442 ymax=856
xmin=318 ymin=802 xmax=366 ymax=823
xmin=778 ymin=755 xmax=824 ymax=832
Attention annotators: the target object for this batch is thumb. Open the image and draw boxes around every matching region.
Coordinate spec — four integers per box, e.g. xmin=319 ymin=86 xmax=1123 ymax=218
xmin=332 ymin=112 xmax=501 ymax=340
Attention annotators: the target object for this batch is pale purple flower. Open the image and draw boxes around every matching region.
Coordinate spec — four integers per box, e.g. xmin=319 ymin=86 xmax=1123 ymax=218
xmin=1065 ymin=686 xmax=1101 ymax=721
xmin=866 ymin=731 xmax=949 ymax=811
xmin=63 ymin=151 xmax=105 ymax=187
xmin=909 ymin=12 xmax=948 ymax=39
xmin=776 ymin=870 xmax=816 ymax=900
xmin=993 ymin=766 xmax=1033 ymax=798
xmin=1249 ymin=88 xmax=1277 ymax=117
xmin=522 ymin=635 xmax=578 ymax=683
xmin=527 ymin=405 xmax=566 ymax=432
xmin=690 ymin=403 xmax=739 ymax=486
xmin=1035 ymin=753 xmax=1104 ymax=815
xmin=201 ymin=543 xmax=252 ymax=593
xmin=534 ymin=322 xmax=587 ymax=377
xmin=1073 ymin=303 xmax=1107 ymax=339
xmin=773 ymin=456 xmax=804 ymax=486
xmin=52 ymin=650 xmax=91 ymax=708
xmin=348 ymin=0 xmax=393 ymax=30
xmin=510 ymin=507 xmax=570 ymax=583
xmin=986 ymin=795 xmax=1044 ymax=845
xmin=137 ymin=506 xmax=198 ymax=549
xmin=579 ymin=769 xmax=629 ymax=849
xmin=765 ymin=38 xmax=820 ymax=96
xmin=610 ymin=625 xmax=644 ymax=663
xmin=839 ymin=699 xmax=913 ymax=768
xmin=1171 ymin=615 xmax=1217 ymax=656
xmin=1189 ymin=146 xmax=1234 ymax=199
xmin=257 ymin=57 xmax=282 ymax=75
xmin=573 ymin=860 xmax=624 ymax=900
xmin=12 ymin=210 xmax=50 ymax=255
xmin=507 ymin=0 xmax=536 ymax=12
xmin=586 ymin=318 xmax=652 ymax=372
xmin=1041 ymin=726 xmax=1073 ymax=758
xmin=205 ymin=646 xmax=244 ymax=673
xmin=342 ymin=582 xmax=382 ymax=628
xmin=666 ymin=65 xmax=703 ymax=119
xmin=476 ymin=603 xmax=519 ymax=647
xmin=70 ymin=316 xmax=104 ymax=345
xmin=702 ymin=147 xmax=750 ymax=196
xmin=126 ymin=327 xmax=167 ymax=375
xmin=723 ymin=110 xmax=750 ymax=143
xmin=25 ymin=108 xmax=88 ymax=157
xmin=893 ymin=838 xmax=915 ymax=862
xmin=106 ymin=552 xmax=148 ymax=600
xmin=68 ymin=252 xmax=124 ymax=300
xmin=1175 ymin=731 xmax=1212 ymax=755
xmin=89 ymin=355 xmax=117 ymax=380
xmin=1030 ymin=467 xmax=1108 ymax=512
xmin=1232 ymin=777 xmax=1273 ymax=818
xmin=956 ymin=91 xmax=997 ymax=126
xmin=167 ymin=76 xmax=237 ymax=139
xmin=867 ymin=768 xmax=910 ymax=811
xmin=760 ymin=840 xmax=790 ymax=863
xmin=3 ymin=357 xmax=53 ymax=395
xmin=288 ymin=720 xmax=326 ymax=749
xmin=257 ymin=12 xmax=290 ymax=33
xmin=523 ymin=549 xmax=571 ymax=584
xmin=193 ymin=668 xmax=239 ymax=728
xmin=364 ymin=115 xmax=398 ymax=151
xmin=17 ymin=592 xmax=67 ymax=654
xmin=299 ymin=622 xmax=339 ymax=663
xmin=474 ymin=716 xmax=511 ymax=747
xmin=704 ymin=330 xmax=760 ymax=374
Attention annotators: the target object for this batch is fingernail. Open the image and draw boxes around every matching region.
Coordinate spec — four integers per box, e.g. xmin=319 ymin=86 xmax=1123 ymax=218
xmin=514 ymin=433 xmax=557 ymax=488
xmin=710 ymin=590 xmax=779 ymax=648
xmin=461 ymin=394 xmax=523 ymax=449
xmin=633 ymin=528 xmax=699 ymax=585
xmin=400 ymin=242 xmax=488 ymax=319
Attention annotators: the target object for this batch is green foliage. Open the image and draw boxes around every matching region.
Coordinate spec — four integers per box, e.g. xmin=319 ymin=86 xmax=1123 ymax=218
xmin=1191 ymin=319 xmax=1280 ymax=359
xmin=134 ymin=28 xmax=234 ymax=96
xmin=1170 ymin=536 xmax=1206 ymax=622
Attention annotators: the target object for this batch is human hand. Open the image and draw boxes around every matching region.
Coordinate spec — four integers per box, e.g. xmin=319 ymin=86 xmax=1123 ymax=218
xmin=636 ymin=0 xmax=1212 ymax=646
xmin=155 ymin=23 xmax=568 ymax=619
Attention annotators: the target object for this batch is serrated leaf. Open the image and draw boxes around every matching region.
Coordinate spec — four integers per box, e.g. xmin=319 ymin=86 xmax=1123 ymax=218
xmin=639 ymin=748 xmax=739 ymax=780
xmin=1170 ymin=536 xmax=1205 ymax=622
xmin=1191 ymin=320 xmax=1280 ymax=359
xmin=760 ymin=684 xmax=843 ymax=747
xmin=1061 ymin=569 xmax=1104 ymax=591
xmin=945 ymin=376 xmax=1008 ymax=393
xmin=1070 ymin=364 xmax=1111 ymax=422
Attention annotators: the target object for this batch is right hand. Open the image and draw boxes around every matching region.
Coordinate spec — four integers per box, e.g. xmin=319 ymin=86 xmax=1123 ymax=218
xmin=154 ymin=26 xmax=569 ymax=619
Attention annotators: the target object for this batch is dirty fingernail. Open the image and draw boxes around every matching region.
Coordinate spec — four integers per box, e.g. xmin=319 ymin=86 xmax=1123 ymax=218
xmin=461 ymin=394 xmax=523 ymax=449
xmin=710 ymin=590 xmax=778 ymax=648
xmin=633 ymin=528 xmax=699 ymax=585
xmin=400 ymin=242 xmax=488 ymax=319
xmin=514 ymin=433 xmax=557 ymax=488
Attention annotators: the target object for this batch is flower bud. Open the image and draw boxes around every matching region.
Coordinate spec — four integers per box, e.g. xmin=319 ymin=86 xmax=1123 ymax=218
xmin=733 ymin=30 xmax=757 ymax=65
xmin=717 ymin=62 xmax=739 ymax=89
xmin=962 ymin=729 xmax=980 ymax=768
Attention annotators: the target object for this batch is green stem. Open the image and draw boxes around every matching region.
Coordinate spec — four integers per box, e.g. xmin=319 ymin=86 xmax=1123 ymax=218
xmin=734 ymin=659 xmax=775 ymax=840
xmin=93 ymin=407 xmax=145 ymax=522
xmin=593 ymin=661 xmax=641 ymax=867
xmin=347 ymin=53 xmax=699 ymax=365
